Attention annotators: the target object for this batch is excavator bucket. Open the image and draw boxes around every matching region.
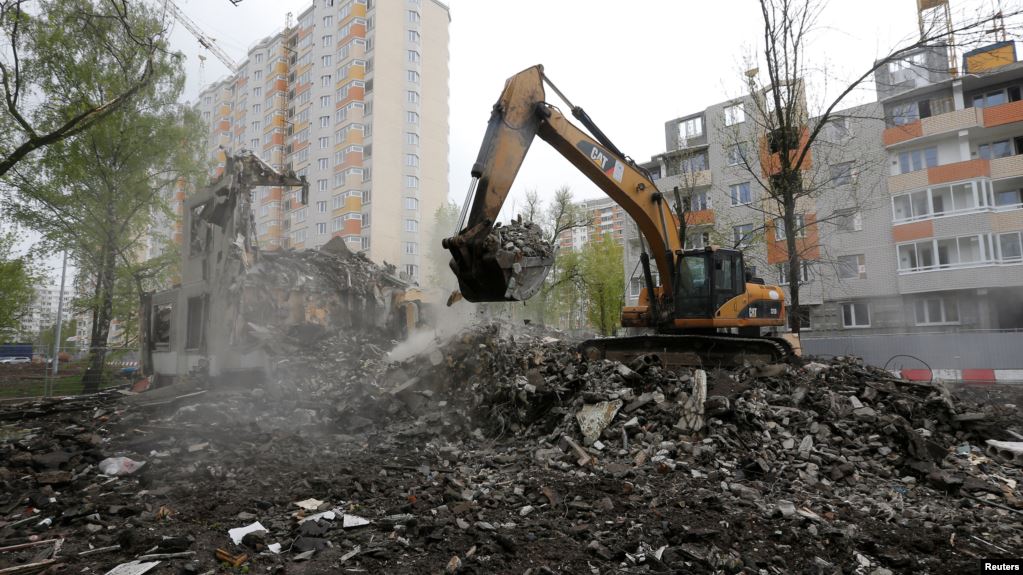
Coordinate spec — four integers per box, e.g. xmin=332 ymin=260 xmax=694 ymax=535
xmin=443 ymin=219 xmax=554 ymax=302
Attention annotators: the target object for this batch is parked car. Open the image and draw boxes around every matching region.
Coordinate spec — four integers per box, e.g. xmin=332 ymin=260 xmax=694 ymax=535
xmin=0 ymin=357 xmax=31 ymax=364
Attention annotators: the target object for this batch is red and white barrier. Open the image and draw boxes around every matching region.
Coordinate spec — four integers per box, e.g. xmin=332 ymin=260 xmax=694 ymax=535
xmin=896 ymin=368 xmax=1023 ymax=384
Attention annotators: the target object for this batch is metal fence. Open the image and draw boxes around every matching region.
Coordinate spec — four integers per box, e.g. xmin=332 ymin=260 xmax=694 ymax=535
xmin=801 ymin=331 xmax=1023 ymax=371
xmin=0 ymin=347 xmax=140 ymax=399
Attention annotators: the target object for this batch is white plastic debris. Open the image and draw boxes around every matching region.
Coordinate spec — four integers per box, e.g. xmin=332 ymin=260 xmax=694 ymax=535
xmin=229 ymin=521 xmax=267 ymax=545
xmin=267 ymin=542 xmax=282 ymax=554
xmin=294 ymin=498 xmax=325 ymax=510
xmin=103 ymin=561 xmax=160 ymax=575
xmin=343 ymin=514 xmax=370 ymax=528
xmin=298 ymin=509 xmax=337 ymax=523
xmin=98 ymin=457 xmax=146 ymax=476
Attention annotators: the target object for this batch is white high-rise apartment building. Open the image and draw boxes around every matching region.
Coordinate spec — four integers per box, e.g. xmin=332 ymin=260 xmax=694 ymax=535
xmin=193 ymin=0 xmax=450 ymax=285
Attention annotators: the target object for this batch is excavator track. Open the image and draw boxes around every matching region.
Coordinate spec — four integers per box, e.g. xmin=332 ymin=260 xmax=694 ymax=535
xmin=578 ymin=333 xmax=794 ymax=370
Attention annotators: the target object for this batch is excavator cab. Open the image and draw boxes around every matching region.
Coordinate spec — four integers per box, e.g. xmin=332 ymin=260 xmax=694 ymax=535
xmin=674 ymin=248 xmax=747 ymax=320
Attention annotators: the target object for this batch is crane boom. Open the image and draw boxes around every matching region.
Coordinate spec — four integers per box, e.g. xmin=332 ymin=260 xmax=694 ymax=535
xmin=163 ymin=0 xmax=238 ymax=72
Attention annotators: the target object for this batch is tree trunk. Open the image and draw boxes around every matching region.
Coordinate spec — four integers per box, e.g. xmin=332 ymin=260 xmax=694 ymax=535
xmin=783 ymin=187 xmax=801 ymax=334
xmin=82 ymin=240 xmax=116 ymax=393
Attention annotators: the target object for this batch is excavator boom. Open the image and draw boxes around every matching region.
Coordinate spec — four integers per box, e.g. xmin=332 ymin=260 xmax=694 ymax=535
xmin=445 ymin=65 xmax=796 ymax=366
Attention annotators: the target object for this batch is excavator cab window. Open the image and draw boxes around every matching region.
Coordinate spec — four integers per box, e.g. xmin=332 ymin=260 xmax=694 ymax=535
xmin=713 ymin=251 xmax=746 ymax=309
xmin=674 ymin=253 xmax=711 ymax=318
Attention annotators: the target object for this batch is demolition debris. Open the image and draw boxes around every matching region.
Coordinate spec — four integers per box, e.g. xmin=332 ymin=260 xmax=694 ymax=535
xmin=1 ymin=324 xmax=1021 ymax=574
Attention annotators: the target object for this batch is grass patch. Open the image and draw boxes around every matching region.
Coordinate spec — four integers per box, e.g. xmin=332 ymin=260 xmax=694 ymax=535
xmin=0 ymin=374 xmax=123 ymax=398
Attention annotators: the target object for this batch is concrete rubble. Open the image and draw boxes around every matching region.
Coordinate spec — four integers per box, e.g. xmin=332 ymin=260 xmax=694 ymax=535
xmin=1 ymin=322 xmax=1022 ymax=573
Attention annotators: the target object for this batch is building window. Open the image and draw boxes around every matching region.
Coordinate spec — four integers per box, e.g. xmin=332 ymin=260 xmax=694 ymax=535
xmin=318 ymin=137 xmax=329 ymax=149
xmin=773 ymin=215 xmax=805 ymax=240
xmin=777 ymin=261 xmax=812 ymax=285
xmin=889 ymin=101 xmax=919 ymax=126
xmin=407 ymin=90 xmax=420 ymax=104
xmin=837 ymin=254 xmax=866 ymax=279
xmin=322 ymin=35 xmax=333 ymax=47
xmin=685 ymin=230 xmax=711 ymax=249
xmin=317 ymin=201 xmax=327 ymax=213
xmin=405 ymin=219 xmax=418 ymax=232
xmin=830 ymin=162 xmax=854 ymax=186
xmin=320 ymin=95 xmax=331 ymax=108
xmin=406 ymin=131 xmax=419 ymax=146
xmin=318 ymin=158 xmax=329 ymax=170
xmin=319 ymin=116 xmax=331 ymax=128
xmin=677 ymin=116 xmax=703 ymax=143
xmin=407 ymin=9 xmax=420 ymax=23
xmin=841 ymin=302 xmax=870 ymax=328
xmin=406 ymin=175 xmax=419 ymax=188
xmin=689 ymin=190 xmax=710 ymax=211
xmin=404 ymin=241 xmax=418 ymax=254
xmin=996 ymin=189 xmax=1022 ymax=206
xmin=897 ymin=146 xmax=937 ymax=174
xmin=407 ymin=111 xmax=420 ymax=124
xmin=978 ymin=139 xmax=1013 ymax=160
xmin=317 ymin=222 xmax=327 ymax=235
xmin=322 ymin=54 xmax=332 ymax=67
xmin=185 ymin=297 xmax=205 ymax=351
xmin=317 ymin=179 xmax=328 ymax=192
xmin=1000 ymin=232 xmax=1023 ymax=261
xmin=404 ymin=197 xmax=419 ymax=210
xmin=973 ymin=89 xmax=1009 ymax=108
xmin=729 ymin=182 xmax=751 ymax=206
xmin=407 ymin=50 xmax=420 ymax=63
xmin=679 ymin=151 xmax=708 ymax=173
xmin=723 ymin=103 xmax=745 ymax=126
xmin=826 ymin=117 xmax=852 ymax=141
xmin=733 ymin=224 xmax=753 ymax=248
xmin=407 ymin=69 xmax=420 ymax=83
xmin=787 ymin=305 xmax=811 ymax=331
xmin=408 ymin=29 xmax=420 ymax=43
xmin=834 ymin=209 xmax=862 ymax=232
xmin=915 ymin=296 xmax=959 ymax=325
xmin=726 ymin=143 xmax=747 ymax=166
xmin=405 ymin=153 xmax=419 ymax=167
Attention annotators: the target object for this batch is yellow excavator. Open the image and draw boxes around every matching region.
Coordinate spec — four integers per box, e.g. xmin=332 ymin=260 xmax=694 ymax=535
xmin=443 ymin=65 xmax=797 ymax=367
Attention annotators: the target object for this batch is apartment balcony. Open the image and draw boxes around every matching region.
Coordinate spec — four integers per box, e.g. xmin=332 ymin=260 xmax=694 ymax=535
xmin=889 ymin=158 xmax=990 ymax=194
xmin=684 ymin=209 xmax=714 ymax=226
xmin=990 ymin=153 xmax=1023 ymax=179
xmin=654 ymin=170 xmax=712 ymax=192
xmin=897 ymin=261 xmax=1023 ymax=294
xmin=884 ymin=101 xmax=1023 ymax=147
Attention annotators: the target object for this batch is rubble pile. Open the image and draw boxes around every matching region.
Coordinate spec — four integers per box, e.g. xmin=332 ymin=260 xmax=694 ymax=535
xmin=484 ymin=217 xmax=552 ymax=260
xmin=1 ymin=325 xmax=1022 ymax=574
xmin=231 ymin=236 xmax=408 ymax=358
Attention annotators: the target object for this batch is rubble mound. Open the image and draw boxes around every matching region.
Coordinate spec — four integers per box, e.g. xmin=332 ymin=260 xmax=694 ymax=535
xmin=1 ymin=324 xmax=1021 ymax=574
xmin=484 ymin=218 xmax=552 ymax=259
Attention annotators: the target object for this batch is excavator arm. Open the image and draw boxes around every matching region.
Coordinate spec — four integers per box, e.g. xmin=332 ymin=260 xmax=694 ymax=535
xmin=444 ymin=64 xmax=680 ymax=311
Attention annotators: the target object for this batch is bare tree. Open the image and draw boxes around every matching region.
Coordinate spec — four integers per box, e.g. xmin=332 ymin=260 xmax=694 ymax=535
xmin=0 ymin=0 xmax=162 ymax=178
xmin=728 ymin=0 xmax=1022 ymax=333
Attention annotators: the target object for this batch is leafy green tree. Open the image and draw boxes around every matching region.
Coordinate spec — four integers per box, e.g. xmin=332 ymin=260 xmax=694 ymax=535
xmin=428 ymin=200 xmax=460 ymax=292
xmin=36 ymin=318 xmax=77 ymax=356
xmin=0 ymin=0 xmax=162 ymax=178
xmin=4 ymin=1 xmax=203 ymax=392
xmin=0 ymin=228 xmax=38 ymax=340
xmin=580 ymin=233 xmax=625 ymax=336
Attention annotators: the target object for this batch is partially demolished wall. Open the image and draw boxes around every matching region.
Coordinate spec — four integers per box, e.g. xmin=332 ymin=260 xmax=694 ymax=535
xmin=143 ymin=153 xmax=411 ymax=385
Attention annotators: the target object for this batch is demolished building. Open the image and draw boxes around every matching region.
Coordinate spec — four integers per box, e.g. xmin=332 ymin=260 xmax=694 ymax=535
xmin=142 ymin=153 xmax=420 ymax=386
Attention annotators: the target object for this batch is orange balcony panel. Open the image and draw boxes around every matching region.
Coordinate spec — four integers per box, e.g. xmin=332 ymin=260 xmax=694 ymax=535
xmin=217 ymin=120 xmax=230 ymax=131
xmin=340 ymin=25 xmax=366 ymax=45
xmin=340 ymin=153 xmax=364 ymax=168
xmin=685 ymin=209 xmax=715 ymax=226
xmin=927 ymin=158 xmax=990 ymax=185
xmin=344 ymin=196 xmax=362 ymax=211
xmin=882 ymin=121 xmax=922 ymax=146
xmin=339 ymin=88 xmax=365 ymax=108
xmin=274 ymin=78 xmax=288 ymax=92
xmin=297 ymin=27 xmax=312 ymax=40
xmin=235 ymin=76 xmax=247 ymax=87
xmin=982 ymin=99 xmax=1023 ymax=128
xmin=272 ymin=132 xmax=285 ymax=145
xmin=273 ymin=61 xmax=288 ymax=75
xmin=296 ymin=82 xmax=312 ymax=96
xmin=342 ymin=219 xmax=362 ymax=236
xmin=765 ymin=213 xmax=820 ymax=265
xmin=217 ymin=105 xmax=231 ymax=116
xmin=293 ymin=141 xmax=310 ymax=153
xmin=891 ymin=220 xmax=933 ymax=243
xmin=759 ymin=128 xmax=812 ymax=177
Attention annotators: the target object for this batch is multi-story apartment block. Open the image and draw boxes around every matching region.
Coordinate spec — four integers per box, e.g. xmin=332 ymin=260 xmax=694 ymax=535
xmin=191 ymin=0 xmax=450 ymax=284
xmin=624 ymin=39 xmax=1023 ymax=340
xmin=21 ymin=284 xmax=75 ymax=337
xmin=556 ymin=197 xmax=626 ymax=251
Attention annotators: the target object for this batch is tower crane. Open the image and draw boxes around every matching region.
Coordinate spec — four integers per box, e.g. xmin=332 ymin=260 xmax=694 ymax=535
xmin=162 ymin=0 xmax=238 ymax=73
